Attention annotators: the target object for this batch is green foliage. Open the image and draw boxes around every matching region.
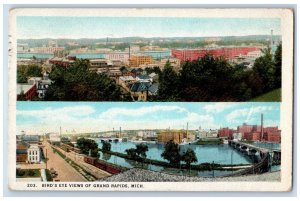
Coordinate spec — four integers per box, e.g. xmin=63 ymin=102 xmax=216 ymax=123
xmin=135 ymin=143 xmax=149 ymax=159
xmin=45 ymin=169 xmax=53 ymax=181
xmin=17 ymin=65 xmax=42 ymax=83
xmin=253 ymin=48 xmax=276 ymax=92
xmin=16 ymin=169 xmax=25 ymax=177
xmin=158 ymin=61 xmax=181 ymax=101
xmin=101 ymin=141 xmax=111 ymax=152
xmin=274 ymin=43 xmax=282 ymax=88
xmin=44 ymin=59 xmax=124 ymax=101
xmin=251 ymin=88 xmax=281 ymax=102
xmin=161 ymin=141 xmax=181 ymax=167
xmin=76 ymin=138 xmax=99 ymax=158
xmin=16 ymin=169 xmax=41 ymax=178
xmin=182 ymin=148 xmax=198 ymax=168
xmin=125 ymin=143 xmax=149 ymax=161
xmin=125 ymin=148 xmax=140 ymax=160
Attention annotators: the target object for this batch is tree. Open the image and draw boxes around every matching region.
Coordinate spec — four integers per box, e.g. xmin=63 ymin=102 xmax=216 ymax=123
xmin=274 ymin=43 xmax=282 ymax=88
xmin=253 ymin=48 xmax=276 ymax=92
xmin=101 ymin=141 xmax=111 ymax=152
xmin=76 ymin=138 xmax=99 ymax=158
xmin=135 ymin=143 xmax=149 ymax=159
xmin=161 ymin=141 xmax=181 ymax=167
xmin=17 ymin=65 xmax=42 ymax=83
xmin=125 ymin=148 xmax=139 ymax=160
xmin=158 ymin=61 xmax=181 ymax=101
xmin=180 ymin=54 xmax=235 ymax=101
xmin=44 ymin=59 xmax=124 ymax=101
xmin=182 ymin=148 xmax=198 ymax=169
xmin=125 ymin=143 xmax=149 ymax=161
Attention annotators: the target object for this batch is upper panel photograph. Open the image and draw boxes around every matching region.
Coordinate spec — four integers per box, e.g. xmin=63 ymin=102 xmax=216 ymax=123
xmin=13 ymin=10 xmax=283 ymax=102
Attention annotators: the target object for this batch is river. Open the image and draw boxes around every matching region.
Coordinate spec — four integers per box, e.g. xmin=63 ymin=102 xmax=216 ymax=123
xmin=96 ymin=140 xmax=256 ymax=177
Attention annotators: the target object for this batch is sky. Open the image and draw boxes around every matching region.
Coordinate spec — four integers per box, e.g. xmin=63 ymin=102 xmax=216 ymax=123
xmin=16 ymin=102 xmax=280 ymax=135
xmin=17 ymin=16 xmax=281 ymax=39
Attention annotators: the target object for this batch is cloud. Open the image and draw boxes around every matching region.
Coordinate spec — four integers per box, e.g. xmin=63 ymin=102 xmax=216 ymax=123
xmin=17 ymin=104 xmax=219 ymax=134
xmin=203 ymin=103 xmax=233 ymax=113
xmin=99 ymin=105 xmax=187 ymax=119
xmin=17 ymin=105 xmax=95 ymax=123
xmin=226 ymin=106 xmax=274 ymax=124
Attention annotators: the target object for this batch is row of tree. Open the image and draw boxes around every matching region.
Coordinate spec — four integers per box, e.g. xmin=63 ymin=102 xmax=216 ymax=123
xmin=157 ymin=44 xmax=282 ymax=101
xmin=44 ymin=60 xmax=131 ymax=101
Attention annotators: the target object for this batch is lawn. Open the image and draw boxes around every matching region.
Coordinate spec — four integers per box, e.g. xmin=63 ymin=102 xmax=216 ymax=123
xmin=16 ymin=169 xmax=41 ymax=178
xmin=251 ymin=88 xmax=281 ymax=102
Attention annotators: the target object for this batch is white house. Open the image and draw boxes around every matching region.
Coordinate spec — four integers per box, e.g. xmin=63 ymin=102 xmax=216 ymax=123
xmin=27 ymin=144 xmax=41 ymax=163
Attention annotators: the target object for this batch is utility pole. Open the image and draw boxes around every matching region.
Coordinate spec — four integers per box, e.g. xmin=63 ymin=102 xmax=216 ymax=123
xmin=45 ymin=149 xmax=48 ymax=170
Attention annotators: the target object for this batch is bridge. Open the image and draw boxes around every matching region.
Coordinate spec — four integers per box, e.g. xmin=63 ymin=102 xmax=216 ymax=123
xmin=224 ymin=140 xmax=281 ymax=177
xmin=98 ymin=137 xmax=126 ymax=143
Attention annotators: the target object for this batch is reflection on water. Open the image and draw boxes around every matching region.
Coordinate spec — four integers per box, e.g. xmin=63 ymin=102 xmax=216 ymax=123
xmin=97 ymin=140 xmax=280 ymax=177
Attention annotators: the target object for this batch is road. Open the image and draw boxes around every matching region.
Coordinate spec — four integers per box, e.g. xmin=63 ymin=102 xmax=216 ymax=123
xmin=42 ymin=140 xmax=87 ymax=182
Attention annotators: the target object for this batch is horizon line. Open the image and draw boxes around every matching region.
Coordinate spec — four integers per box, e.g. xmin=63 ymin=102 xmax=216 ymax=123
xmin=17 ymin=34 xmax=282 ymax=40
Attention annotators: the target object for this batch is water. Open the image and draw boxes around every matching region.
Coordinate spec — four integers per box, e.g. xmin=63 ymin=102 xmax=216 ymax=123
xmin=17 ymin=52 xmax=54 ymax=59
xmin=96 ymin=140 xmax=255 ymax=177
xmin=69 ymin=53 xmax=105 ymax=59
xmin=252 ymin=142 xmax=281 ymax=150
xmin=97 ymin=140 xmax=252 ymax=165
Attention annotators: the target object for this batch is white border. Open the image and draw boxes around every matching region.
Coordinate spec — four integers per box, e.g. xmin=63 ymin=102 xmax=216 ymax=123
xmin=8 ymin=8 xmax=294 ymax=192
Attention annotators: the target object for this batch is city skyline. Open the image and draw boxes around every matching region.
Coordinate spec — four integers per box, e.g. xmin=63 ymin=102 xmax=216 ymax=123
xmin=17 ymin=16 xmax=281 ymax=39
xmin=16 ymin=102 xmax=280 ymax=135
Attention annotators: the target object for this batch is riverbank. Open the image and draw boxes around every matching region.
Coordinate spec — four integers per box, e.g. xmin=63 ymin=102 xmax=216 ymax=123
xmin=100 ymin=168 xmax=281 ymax=182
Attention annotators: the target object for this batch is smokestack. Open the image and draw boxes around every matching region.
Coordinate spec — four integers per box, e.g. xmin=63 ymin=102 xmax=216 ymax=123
xmin=186 ymin=122 xmax=189 ymax=135
xmin=261 ymin=114 xmax=264 ymax=141
xmin=120 ymin=127 xmax=121 ymax=138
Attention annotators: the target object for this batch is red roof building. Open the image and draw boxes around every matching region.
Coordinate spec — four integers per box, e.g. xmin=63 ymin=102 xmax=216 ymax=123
xmin=171 ymin=47 xmax=259 ymax=62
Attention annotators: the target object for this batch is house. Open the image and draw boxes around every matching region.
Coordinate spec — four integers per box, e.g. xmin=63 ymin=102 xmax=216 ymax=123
xmin=130 ymin=82 xmax=151 ymax=101
xmin=27 ymin=144 xmax=41 ymax=163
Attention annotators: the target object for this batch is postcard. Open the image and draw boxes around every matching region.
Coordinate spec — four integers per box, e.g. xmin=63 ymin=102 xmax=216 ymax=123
xmin=8 ymin=8 xmax=293 ymax=191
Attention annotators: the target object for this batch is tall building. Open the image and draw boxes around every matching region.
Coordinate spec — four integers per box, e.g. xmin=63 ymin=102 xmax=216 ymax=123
xmin=157 ymin=130 xmax=185 ymax=144
xmin=129 ymin=55 xmax=153 ymax=67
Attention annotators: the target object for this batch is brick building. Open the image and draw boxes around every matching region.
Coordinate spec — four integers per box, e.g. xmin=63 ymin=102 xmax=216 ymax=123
xmin=218 ymin=127 xmax=235 ymax=139
xmin=171 ymin=47 xmax=259 ymax=62
xmin=263 ymin=127 xmax=281 ymax=143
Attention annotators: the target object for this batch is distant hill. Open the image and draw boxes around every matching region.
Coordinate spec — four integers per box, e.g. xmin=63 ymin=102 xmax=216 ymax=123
xmin=17 ymin=35 xmax=281 ymax=48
